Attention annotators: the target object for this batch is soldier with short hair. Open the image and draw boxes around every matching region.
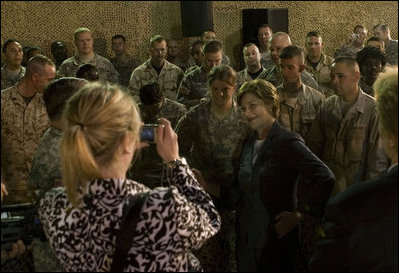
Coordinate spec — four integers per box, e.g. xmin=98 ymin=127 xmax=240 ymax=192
xmin=334 ymin=25 xmax=368 ymax=59
xmin=1 ymin=55 xmax=56 ymax=204
xmin=177 ymin=40 xmax=224 ymax=109
xmin=257 ymin=24 xmax=274 ymax=69
xmin=185 ymin=39 xmax=205 ymax=74
xmin=373 ymin=24 xmax=398 ymax=65
xmin=201 ymin=29 xmax=231 ymax=65
xmin=29 ymin=77 xmax=87 ymax=272
xmin=167 ymin=39 xmax=187 ymax=72
xmin=307 ymin=57 xmax=389 ymax=196
xmin=237 ymin=43 xmax=265 ymax=90
xmin=1 ymin=39 xmax=26 ymax=90
xmin=129 ymin=34 xmax=184 ymax=102
xmin=258 ymin=32 xmax=320 ymax=91
xmin=57 ymin=27 xmax=119 ymax=84
xmin=111 ymin=34 xmax=140 ymax=87
xmin=305 ymin=31 xmax=335 ymax=97
xmin=277 ymin=45 xmax=325 ymax=139
xmin=128 ymin=82 xmax=186 ymax=189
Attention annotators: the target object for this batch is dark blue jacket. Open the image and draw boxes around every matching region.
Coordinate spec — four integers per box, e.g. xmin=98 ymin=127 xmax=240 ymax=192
xmin=223 ymin=121 xmax=334 ymax=271
xmin=310 ymin=164 xmax=398 ymax=272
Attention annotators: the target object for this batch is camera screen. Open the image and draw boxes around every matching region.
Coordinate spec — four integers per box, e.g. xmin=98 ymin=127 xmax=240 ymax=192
xmin=141 ymin=126 xmax=156 ymax=143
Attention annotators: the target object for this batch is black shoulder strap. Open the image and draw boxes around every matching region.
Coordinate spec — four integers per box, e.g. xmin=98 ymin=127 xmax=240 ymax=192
xmin=111 ymin=192 xmax=149 ymax=272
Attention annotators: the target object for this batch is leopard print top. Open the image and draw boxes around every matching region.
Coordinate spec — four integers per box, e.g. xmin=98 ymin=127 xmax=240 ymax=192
xmin=39 ymin=165 xmax=221 ymax=272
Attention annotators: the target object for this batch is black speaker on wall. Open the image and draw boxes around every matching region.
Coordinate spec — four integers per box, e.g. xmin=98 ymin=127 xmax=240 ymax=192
xmin=181 ymin=1 xmax=213 ymax=37
xmin=242 ymin=8 xmax=288 ymax=46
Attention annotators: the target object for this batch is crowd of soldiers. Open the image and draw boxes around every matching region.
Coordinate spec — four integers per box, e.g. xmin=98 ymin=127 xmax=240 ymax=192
xmin=1 ymin=23 xmax=398 ymax=272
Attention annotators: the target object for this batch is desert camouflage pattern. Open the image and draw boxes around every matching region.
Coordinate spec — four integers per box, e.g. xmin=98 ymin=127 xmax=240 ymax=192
xmin=277 ymin=83 xmax=325 ymax=139
xmin=128 ymin=59 xmax=183 ymax=102
xmin=305 ymin=53 xmax=335 ymax=97
xmin=1 ymin=85 xmax=50 ymax=204
xmin=306 ymin=89 xmax=389 ymax=196
xmin=258 ymin=65 xmax=321 ymax=91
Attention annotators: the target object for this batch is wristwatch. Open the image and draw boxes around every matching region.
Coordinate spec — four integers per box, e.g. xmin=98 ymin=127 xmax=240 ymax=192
xmin=165 ymin=157 xmax=187 ymax=169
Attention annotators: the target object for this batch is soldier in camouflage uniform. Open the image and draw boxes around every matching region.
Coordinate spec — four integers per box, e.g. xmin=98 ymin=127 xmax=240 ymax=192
xmin=307 ymin=57 xmax=389 ymax=197
xmin=185 ymin=40 xmax=205 ymax=75
xmin=29 ymin=77 xmax=88 ymax=200
xmin=277 ymin=45 xmax=325 ymax=139
xmin=57 ymin=27 xmax=119 ymax=84
xmin=176 ymin=65 xmax=250 ymax=272
xmin=276 ymin=46 xmax=326 ymax=270
xmin=28 ymin=77 xmax=87 ymax=272
xmin=257 ymin=24 xmax=274 ymax=70
xmin=304 ymin=31 xmax=335 ymax=97
xmin=128 ymin=82 xmax=186 ymax=189
xmin=201 ymin=30 xmax=231 ymax=65
xmin=110 ymin=34 xmax=140 ymax=87
xmin=1 ymin=55 xmax=55 ymax=205
xmin=237 ymin=43 xmax=265 ymax=90
xmin=258 ymin=32 xmax=321 ymax=91
xmin=129 ymin=35 xmax=183 ymax=102
xmin=334 ymin=25 xmax=367 ymax=59
xmin=373 ymin=24 xmax=398 ymax=65
xmin=167 ymin=39 xmax=187 ymax=72
xmin=177 ymin=40 xmax=224 ymax=109
xmin=1 ymin=39 xmax=26 ymax=90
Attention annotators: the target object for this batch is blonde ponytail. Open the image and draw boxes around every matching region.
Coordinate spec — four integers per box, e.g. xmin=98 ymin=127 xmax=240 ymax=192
xmin=61 ymin=82 xmax=141 ymax=208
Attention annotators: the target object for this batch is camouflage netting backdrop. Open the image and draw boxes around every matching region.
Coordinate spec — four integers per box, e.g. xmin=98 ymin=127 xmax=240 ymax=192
xmin=1 ymin=1 xmax=397 ymax=71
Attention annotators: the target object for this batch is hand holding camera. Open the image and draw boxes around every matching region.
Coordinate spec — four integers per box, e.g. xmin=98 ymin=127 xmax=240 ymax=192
xmin=140 ymin=118 xmax=179 ymax=164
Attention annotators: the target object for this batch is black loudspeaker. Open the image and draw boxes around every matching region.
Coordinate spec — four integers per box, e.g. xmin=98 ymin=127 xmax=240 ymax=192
xmin=181 ymin=1 xmax=213 ymax=37
xmin=242 ymin=8 xmax=289 ymax=46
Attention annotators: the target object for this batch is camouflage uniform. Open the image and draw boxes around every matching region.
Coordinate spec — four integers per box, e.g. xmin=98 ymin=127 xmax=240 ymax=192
xmin=385 ymin=39 xmax=398 ymax=65
xmin=1 ymin=66 xmax=26 ymax=90
xmin=305 ymin=53 xmax=335 ymax=97
xmin=129 ymin=59 xmax=183 ymax=102
xmin=177 ymin=66 xmax=209 ymax=109
xmin=258 ymin=65 xmax=321 ymax=91
xmin=222 ymin=53 xmax=231 ymax=65
xmin=111 ymin=54 xmax=140 ymax=87
xmin=333 ymin=45 xmax=364 ymax=59
xmin=31 ymin=238 xmax=63 ymax=272
xmin=29 ymin=127 xmax=63 ymax=200
xmin=306 ymin=89 xmax=389 ymax=196
xmin=1 ymin=85 xmax=50 ymax=204
xmin=260 ymin=51 xmax=273 ymax=70
xmin=277 ymin=83 xmax=325 ymax=270
xmin=57 ymin=53 xmax=119 ymax=83
xmin=184 ymin=64 xmax=199 ymax=76
xmin=168 ymin=56 xmax=187 ymax=72
xmin=128 ymin=98 xmax=186 ymax=189
xmin=176 ymin=100 xmax=250 ymax=272
xmin=277 ymin=83 xmax=325 ymax=139
xmin=237 ymin=67 xmax=265 ymax=90
xmin=27 ymin=126 xmax=64 ymax=271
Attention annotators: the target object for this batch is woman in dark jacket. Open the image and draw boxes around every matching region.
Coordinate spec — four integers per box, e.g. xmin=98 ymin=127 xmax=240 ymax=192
xmin=224 ymin=79 xmax=334 ymax=272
